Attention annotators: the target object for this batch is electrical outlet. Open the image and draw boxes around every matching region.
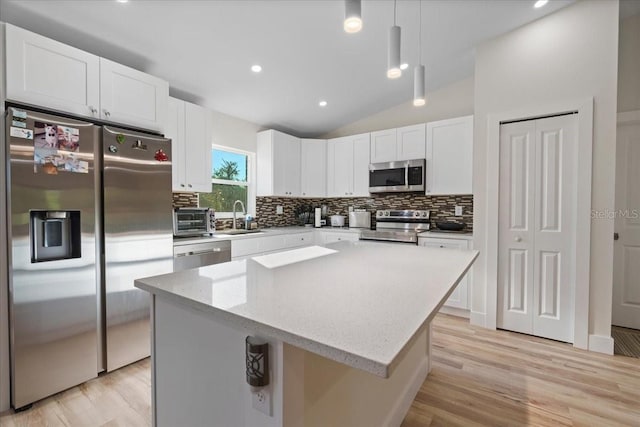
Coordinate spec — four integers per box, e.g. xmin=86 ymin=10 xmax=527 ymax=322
xmin=252 ymin=389 xmax=271 ymax=416
xmin=276 ymin=205 xmax=283 ymax=215
xmin=454 ymin=206 xmax=463 ymax=216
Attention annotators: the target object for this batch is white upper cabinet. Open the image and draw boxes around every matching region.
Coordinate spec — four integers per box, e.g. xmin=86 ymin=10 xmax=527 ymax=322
xmin=257 ymin=130 xmax=301 ymax=197
xmin=327 ymin=133 xmax=370 ymax=197
xmin=352 ymin=133 xmax=371 ymax=196
xmin=5 ymin=24 xmax=168 ymax=133
xmin=369 ymin=129 xmax=397 ymax=163
xmin=167 ymin=97 xmax=212 ymax=193
xmin=301 ymin=139 xmax=327 ymax=197
xmin=396 ymin=124 xmax=426 ymax=160
xmin=99 ymin=58 xmax=168 ymax=133
xmin=370 ymin=124 xmax=426 ymax=163
xmin=426 ymin=115 xmax=473 ymax=195
xmin=5 ymin=24 xmax=100 ymax=118
xmin=167 ymin=97 xmax=185 ymax=191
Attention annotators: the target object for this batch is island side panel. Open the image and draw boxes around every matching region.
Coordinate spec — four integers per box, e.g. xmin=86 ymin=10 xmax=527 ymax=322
xmin=294 ymin=327 xmax=429 ymax=427
xmin=153 ymin=297 xmax=287 ymax=427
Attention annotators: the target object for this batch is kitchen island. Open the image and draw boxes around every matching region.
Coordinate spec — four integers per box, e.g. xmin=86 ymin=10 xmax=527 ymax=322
xmin=135 ymin=241 xmax=478 ymax=427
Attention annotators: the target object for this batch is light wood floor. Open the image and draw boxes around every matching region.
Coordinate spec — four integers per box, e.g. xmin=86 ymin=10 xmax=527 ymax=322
xmin=0 ymin=358 xmax=151 ymax=427
xmin=2 ymin=314 xmax=640 ymax=426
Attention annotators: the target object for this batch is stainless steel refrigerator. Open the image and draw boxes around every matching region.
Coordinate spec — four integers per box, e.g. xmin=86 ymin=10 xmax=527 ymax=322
xmin=6 ymin=106 xmax=173 ymax=409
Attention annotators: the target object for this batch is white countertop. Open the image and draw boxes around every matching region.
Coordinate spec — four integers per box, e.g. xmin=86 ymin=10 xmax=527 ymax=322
xmin=173 ymin=226 xmax=361 ymax=246
xmin=136 ymin=241 xmax=478 ymax=378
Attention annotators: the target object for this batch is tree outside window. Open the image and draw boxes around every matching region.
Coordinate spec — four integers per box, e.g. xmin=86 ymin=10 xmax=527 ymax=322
xmin=199 ymin=147 xmax=250 ymax=214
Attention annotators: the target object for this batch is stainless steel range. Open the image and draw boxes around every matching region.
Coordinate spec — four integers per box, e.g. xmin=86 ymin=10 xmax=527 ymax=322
xmin=360 ymin=210 xmax=430 ymax=244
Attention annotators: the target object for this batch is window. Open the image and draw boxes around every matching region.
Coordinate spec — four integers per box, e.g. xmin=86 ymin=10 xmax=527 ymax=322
xmin=199 ymin=146 xmax=255 ymax=218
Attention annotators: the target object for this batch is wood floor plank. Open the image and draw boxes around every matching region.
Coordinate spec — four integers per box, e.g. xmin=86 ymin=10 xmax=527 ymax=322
xmin=2 ymin=316 xmax=639 ymax=426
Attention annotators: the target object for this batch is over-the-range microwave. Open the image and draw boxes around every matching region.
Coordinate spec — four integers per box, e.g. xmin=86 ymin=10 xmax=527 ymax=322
xmin=368 ymin=159 xmax=425 ymax=193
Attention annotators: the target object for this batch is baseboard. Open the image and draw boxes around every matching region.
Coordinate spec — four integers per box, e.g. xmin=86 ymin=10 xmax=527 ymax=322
xmin=588 ymin=334 xmax=614 ymax=355
xmin=470 ymin=311 xmax=486 ymax=328
xmin=384 ymin=358 xmax=429 ymax=427
xmin=438 ymin=306 xmax=470 ymax=319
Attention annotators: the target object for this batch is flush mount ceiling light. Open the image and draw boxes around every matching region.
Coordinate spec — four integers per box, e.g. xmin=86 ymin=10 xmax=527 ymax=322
xmin=116 ymin=0 xmax=129 ymax=3
xmin=319 ymin=100 xmax=328 ymax=107
xmin=344 ymin=0 xmax=363 ymax=33
xmin=400 ymin=63 xmax=409 ymax=70
xmin=387 ymin=0 xmax=402 ymax=79
xmin=413 ymin=1 xmax=426 ymax=107
xmin=251 ymin=65 xmax=262 ymax=73
xmin=534 ymin=0 xmax=548 ymax=8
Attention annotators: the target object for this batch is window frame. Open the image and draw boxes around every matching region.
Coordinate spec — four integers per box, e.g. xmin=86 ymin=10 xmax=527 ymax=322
xmin=200 ymin=144 xmax=256 ymax=219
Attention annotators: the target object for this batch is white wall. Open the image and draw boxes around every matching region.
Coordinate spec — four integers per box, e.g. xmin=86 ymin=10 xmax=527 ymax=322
xmin=618 ymin=12 xmax=640 ymax=113
xmin=472 ymin=1 xmax=619 ymax=339
xmin=210 ymin=109 xmax=263 ymax=153
xmin=322 ymin=77 xmax=474 ymax=139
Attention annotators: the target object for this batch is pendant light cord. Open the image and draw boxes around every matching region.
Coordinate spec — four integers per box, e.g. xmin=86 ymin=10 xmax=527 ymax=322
xmin=394 ymin=0 xmax=397 ymax=25
xmin=419 ymin=0 xmax=422 ymax=64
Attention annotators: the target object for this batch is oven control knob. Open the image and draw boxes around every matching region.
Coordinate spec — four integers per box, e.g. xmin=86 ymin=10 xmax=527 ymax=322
xmin=421 ymin=212 xmax=427 ymax=217
xmin=414 ymin=211 xmax=419 ymax=217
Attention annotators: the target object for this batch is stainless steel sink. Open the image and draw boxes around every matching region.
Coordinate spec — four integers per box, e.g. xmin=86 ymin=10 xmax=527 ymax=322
xmin=215 ymin=229 xmax=262 ymax=235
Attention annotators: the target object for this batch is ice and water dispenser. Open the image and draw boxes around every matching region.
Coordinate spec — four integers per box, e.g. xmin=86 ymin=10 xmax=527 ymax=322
xmin=30 ymin=210 xmax=81 ymax=262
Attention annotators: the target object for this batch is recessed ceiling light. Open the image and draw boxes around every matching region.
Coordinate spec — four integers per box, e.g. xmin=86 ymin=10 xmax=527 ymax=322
xmin=534 ymin=0 xmax=548 ymax=8
xmin=400 ymin=63 xmax=409 ymax=70
xmin=251 ymin=65 xmax=262 ymax=73
xmin=319 ymin=101 xmax=328 ymax=107
xmin=116 ymin=0 xmax=129 ymax=3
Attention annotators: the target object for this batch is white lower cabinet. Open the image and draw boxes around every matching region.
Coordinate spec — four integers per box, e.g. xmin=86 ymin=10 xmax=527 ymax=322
xmin=418 ymin=236 xmax=472 ymax=310
xmin=230 ymin=232 xmax=315 ymax=260
xmin=318 ymin=230 xmax=360 ymax=245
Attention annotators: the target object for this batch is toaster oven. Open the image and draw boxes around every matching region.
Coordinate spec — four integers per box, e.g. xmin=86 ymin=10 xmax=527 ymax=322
xmin=173 ymin=208 xmax=215 ymax=237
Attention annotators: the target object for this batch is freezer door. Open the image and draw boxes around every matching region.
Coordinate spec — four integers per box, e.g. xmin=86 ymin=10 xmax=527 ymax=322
xmin=6 ymin=107 xmax=99 ymax=409
xmin=102 ymin=126 xmax=173 ymax=371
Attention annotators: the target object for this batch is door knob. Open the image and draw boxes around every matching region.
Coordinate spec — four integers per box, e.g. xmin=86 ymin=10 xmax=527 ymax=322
xmin=515 ymin=236 xmax=522 ymax=242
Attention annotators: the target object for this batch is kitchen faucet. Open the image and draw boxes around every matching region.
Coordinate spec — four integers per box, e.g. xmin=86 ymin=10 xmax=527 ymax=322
xmin=232 ymin=200 xmax=246 ymax=230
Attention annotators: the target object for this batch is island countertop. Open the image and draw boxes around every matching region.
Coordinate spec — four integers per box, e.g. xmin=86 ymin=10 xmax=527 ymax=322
xmin=135 ymin=241 xmax=478 ymax=378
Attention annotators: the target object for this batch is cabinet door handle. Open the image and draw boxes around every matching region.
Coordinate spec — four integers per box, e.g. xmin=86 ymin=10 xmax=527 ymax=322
xmin=180 ymin=184 xmax=185 ymax=187
xmin=514 ymin=236 xmax=522 ymax=242
xmin=103 ymin=109 xmax=111 ymax=117
xmin=614 ymin=232 xmax=619 ymax=241
xmin=88 ymin=105 xmax=97 ymax=115
xmin=188 ymin=184 xmax=193 ymax=188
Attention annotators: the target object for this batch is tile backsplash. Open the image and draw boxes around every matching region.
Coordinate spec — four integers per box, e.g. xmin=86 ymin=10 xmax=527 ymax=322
xmin=173 ymin=192 xmax=474 ymax=231
xmin=255 ymin=194 xmax=473 ymax=230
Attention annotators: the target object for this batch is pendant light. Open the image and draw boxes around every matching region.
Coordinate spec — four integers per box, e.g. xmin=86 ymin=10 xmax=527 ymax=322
xmin=413 ymin=1 xmax=426 ymax=106
xmin=387 ymin=0 xmax=402 ymax=79
xmin=344 ymin=0 xmax=362 ymax=33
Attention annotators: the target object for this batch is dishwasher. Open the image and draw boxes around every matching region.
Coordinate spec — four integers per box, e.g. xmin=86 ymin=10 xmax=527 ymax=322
xmin=173 ymin=239 xmax=232 ymax=271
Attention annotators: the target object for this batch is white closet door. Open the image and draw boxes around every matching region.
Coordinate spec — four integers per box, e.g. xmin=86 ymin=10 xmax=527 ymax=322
xmin=612 ymin=120 xmax=640 ymax=329
xmin=532 ymin=115 xmax=576 ymax=342
xmin=498 ymin=121 xmax=536 ymax=335
xmin=498 ymin=115 xmax=577 ymax=343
